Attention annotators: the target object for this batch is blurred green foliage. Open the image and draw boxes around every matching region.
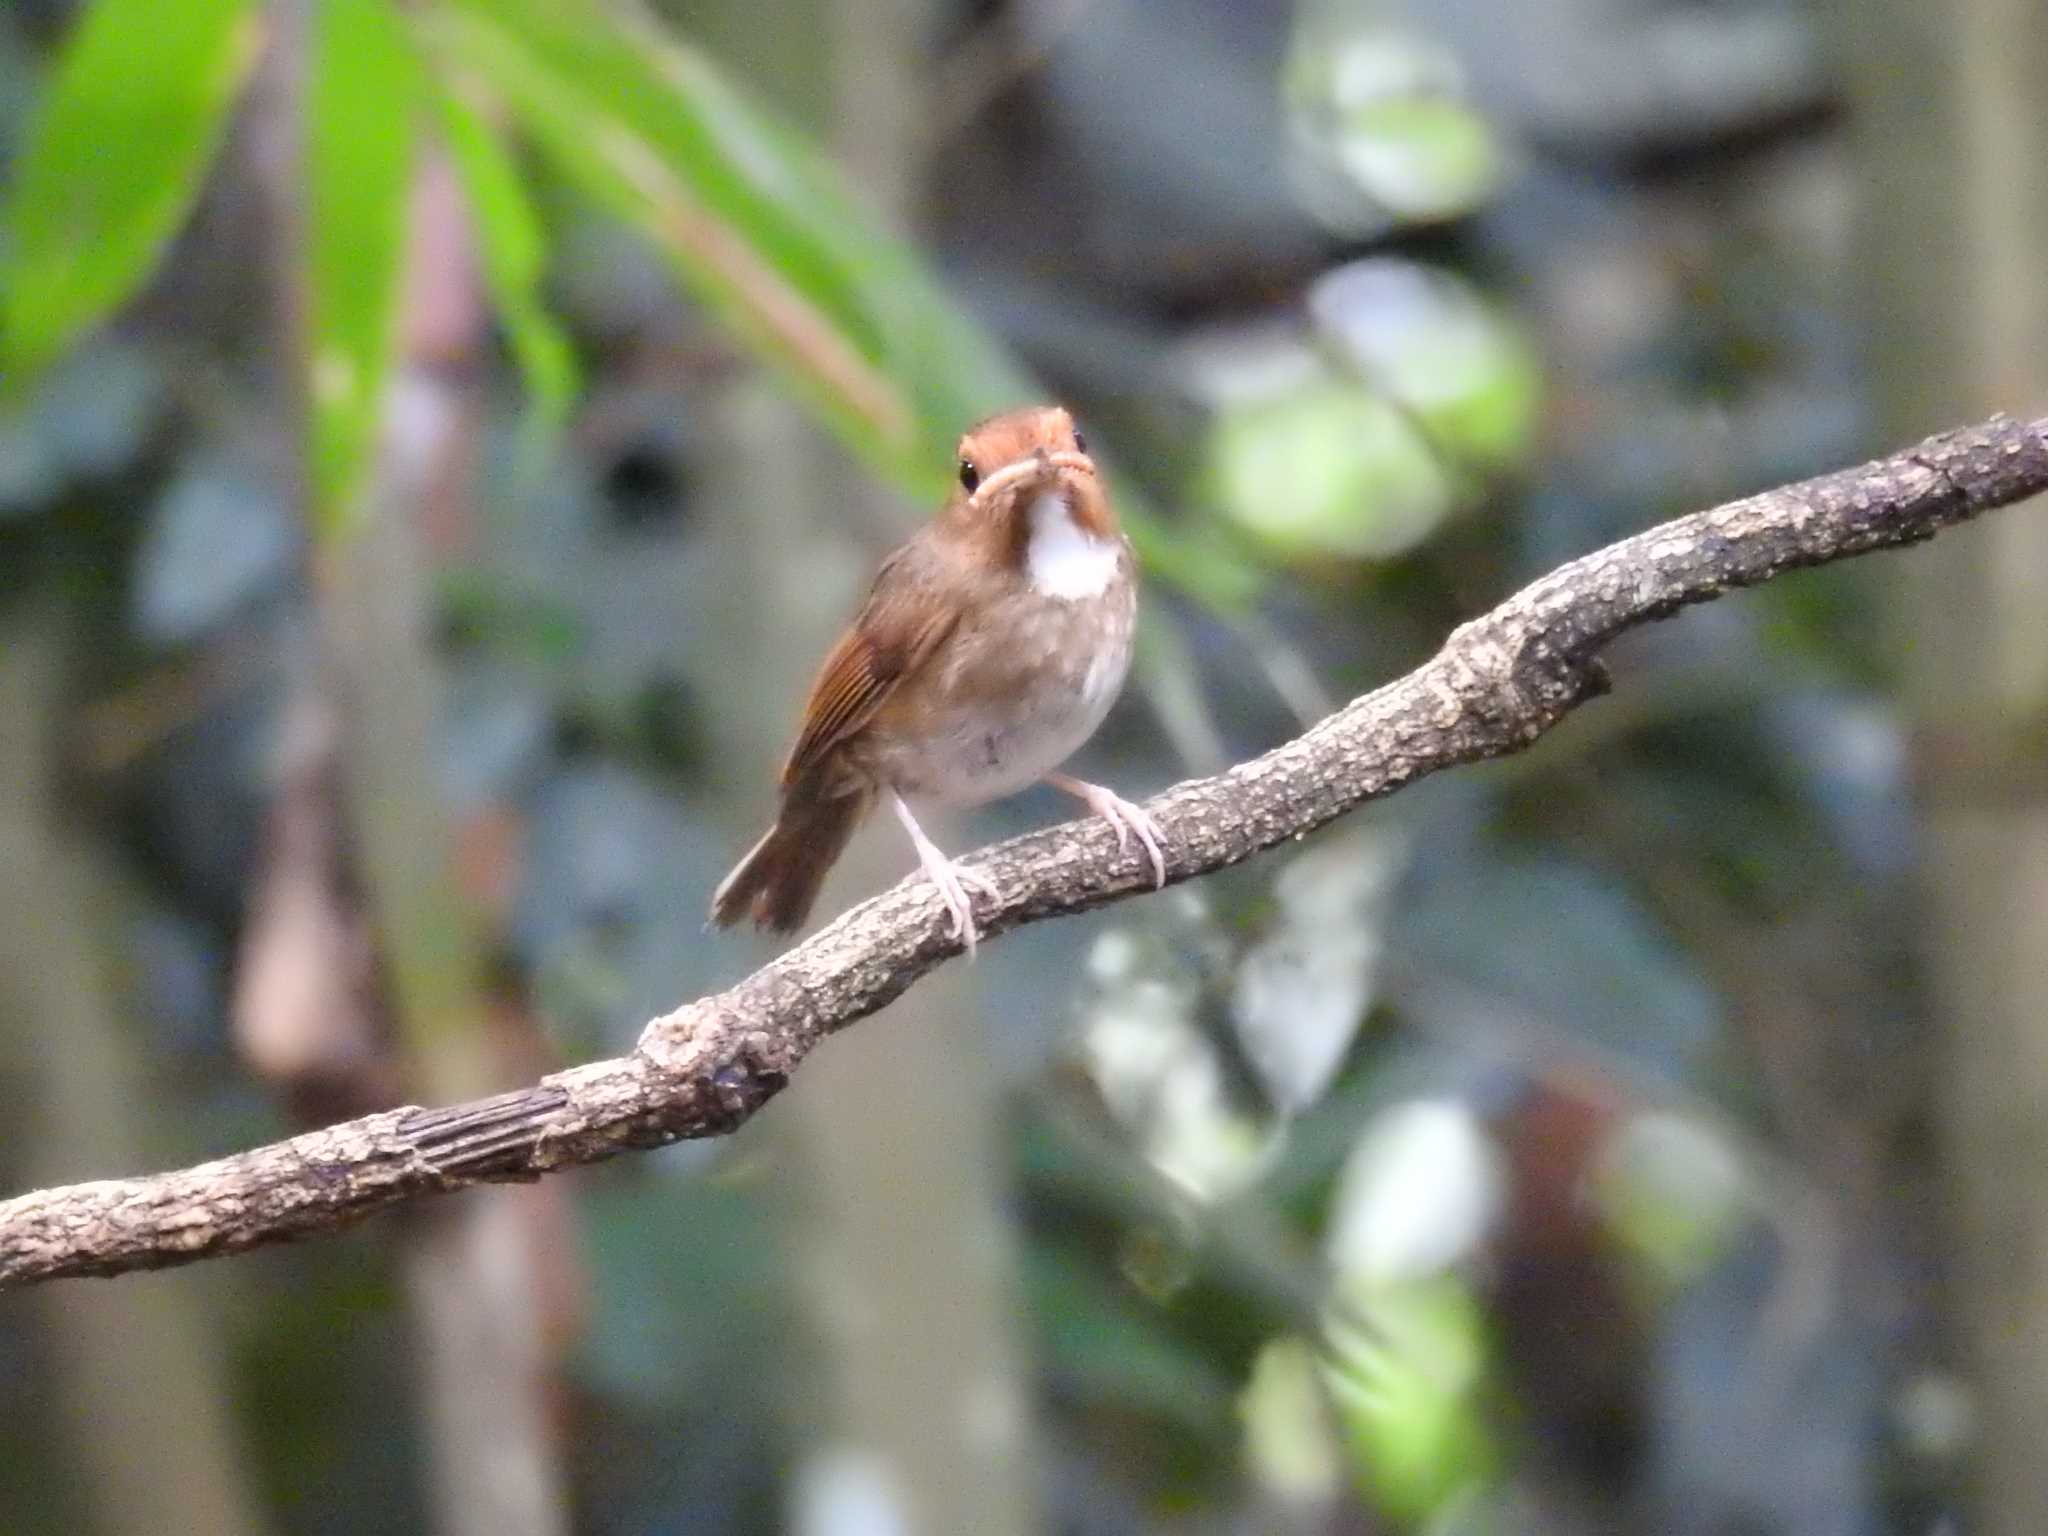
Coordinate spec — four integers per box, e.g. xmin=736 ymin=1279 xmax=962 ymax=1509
xmin=0 ymin=0 xmax=258 ymax=392
xmin=4 ymin=0 xmax=1264 ymax=601
xmin=1320 ymin=1278 xmax=1497 ymax=1522
xmin=434 ymin=77 xmax=578 ymax=437
xmin=307 ymin=0 xmax=420 ymax=531
xmin=1204 ymin=378 xmax=1456 ymax=560
xmin=1282 ymin=1 xmax=1504 ymax=235
xmin=0 ymin=0 xmax=1906 ymax=1530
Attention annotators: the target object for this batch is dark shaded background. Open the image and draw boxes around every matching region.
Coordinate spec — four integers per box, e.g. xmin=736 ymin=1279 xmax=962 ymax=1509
xmin=2 ymin=0 xmax=2041 ymax=1532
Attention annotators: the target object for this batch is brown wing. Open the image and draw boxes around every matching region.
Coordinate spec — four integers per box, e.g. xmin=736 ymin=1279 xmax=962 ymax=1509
xmin=779 ymin=542 xmax=960 ymax=788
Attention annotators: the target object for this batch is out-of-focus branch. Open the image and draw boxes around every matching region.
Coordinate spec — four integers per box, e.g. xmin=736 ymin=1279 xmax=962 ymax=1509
xmin=252 ymin=5 xmax=572 ymax=1525
xmin=1847 ymin=6 xmax=2048 ymax=1532
xmin=3 ymin=412 xmax=2045 ymax=1288
xmin=1 ymin=607 xmax=270 ymax=1536
xmin=310 ymin=152 xmax=573 ymax=1536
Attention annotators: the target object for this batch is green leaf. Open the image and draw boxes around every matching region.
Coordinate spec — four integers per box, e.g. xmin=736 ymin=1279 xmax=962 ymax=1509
xmin=1242 ymin=1338 xmax=1346 ymax=1505
xmin=1281 ymin=15 xmax=1503 ymax=238
xmin=1334 ymin=98 xmax=1501 ymax=224
xmin=417 ymin=0 xmax=1256 ymax=607
xmin=435 ymin=75 xmax=578 ymax=440
xmin=1309 ymin=261 xmax=1541 ymax=481
xmin=1201 ymin=376 xmax=1454 ymax=561
xmin=306 ymin=0 xmax=422 ymax=538
xmin=1320 ymin=1277 xmax=1496 ymax=1523
xmin=422 ymin=0 xmax=980 ymax=483
xmin=0 ymin=0 xmax=260 ymax=392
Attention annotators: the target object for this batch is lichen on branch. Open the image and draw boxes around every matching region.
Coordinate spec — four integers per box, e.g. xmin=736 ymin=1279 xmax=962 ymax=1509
xmin=4 ymin=412 xmax=2045 ymax=1290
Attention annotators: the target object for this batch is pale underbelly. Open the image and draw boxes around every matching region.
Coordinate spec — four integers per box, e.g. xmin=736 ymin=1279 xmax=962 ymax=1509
xmin=880 ymin=638 xmax=1132 ymax=809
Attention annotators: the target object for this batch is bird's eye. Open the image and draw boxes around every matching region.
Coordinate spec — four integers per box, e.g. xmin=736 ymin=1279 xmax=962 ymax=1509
xmin=958 ymin=459 xmax=980 ymax=493
xmin=1073 ymin=429 xmax=1088 ymax=454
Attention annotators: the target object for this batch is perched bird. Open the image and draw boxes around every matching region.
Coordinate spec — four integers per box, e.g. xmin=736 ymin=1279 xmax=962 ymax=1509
xmin=711 ymin=405 xmax=1166 ymax=952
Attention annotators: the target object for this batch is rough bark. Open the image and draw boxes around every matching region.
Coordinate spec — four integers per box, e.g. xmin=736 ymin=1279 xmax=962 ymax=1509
xmin=3 ymin=412 xmax=2045 ymax=1289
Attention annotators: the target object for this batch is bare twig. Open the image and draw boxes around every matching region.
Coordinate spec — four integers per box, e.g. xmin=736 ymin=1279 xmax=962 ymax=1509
xmin=4 ymin=413 xmax=2045 ymax=1288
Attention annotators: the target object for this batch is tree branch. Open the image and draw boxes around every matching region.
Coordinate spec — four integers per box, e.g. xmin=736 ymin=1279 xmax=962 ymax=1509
xmin=6 ymin=413 xmax=2045 ymax=1289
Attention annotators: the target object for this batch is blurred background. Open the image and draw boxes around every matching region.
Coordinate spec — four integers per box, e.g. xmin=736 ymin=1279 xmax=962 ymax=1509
xmin=1 ymin=0 xmax=2042 ymax=1532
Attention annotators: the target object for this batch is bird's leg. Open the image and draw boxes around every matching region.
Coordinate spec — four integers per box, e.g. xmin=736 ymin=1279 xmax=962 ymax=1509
xmin=890 ymin=793 xmax=1001 ymax=956
xmin=1047 ymin=772 xmax=1167 ymax=887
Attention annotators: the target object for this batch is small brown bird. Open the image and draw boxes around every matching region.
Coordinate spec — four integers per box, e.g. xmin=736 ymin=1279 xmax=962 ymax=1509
xmin=711 ymin=405 xmax=1166 ymax=952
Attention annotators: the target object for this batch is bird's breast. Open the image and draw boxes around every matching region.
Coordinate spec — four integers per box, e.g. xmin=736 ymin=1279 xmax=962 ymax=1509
xmin=868 ymin=557 xmax=1136 ymax=808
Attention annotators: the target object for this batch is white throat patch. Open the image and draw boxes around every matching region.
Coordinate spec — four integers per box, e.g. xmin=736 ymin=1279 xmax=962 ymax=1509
xmin=1025 ymin=493 xmax=1119 ymax=600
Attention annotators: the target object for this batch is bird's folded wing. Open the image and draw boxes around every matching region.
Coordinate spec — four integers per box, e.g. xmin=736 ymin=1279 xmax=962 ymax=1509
xmin=779 ymin=544 xmax=961 ymax=787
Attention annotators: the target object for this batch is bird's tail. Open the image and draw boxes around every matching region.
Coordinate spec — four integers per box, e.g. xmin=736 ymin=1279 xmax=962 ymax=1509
xmin=710 ymin=783 xmax=872 ymax=934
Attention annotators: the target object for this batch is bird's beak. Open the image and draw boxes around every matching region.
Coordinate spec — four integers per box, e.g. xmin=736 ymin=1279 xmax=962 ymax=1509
xmin=970 ymin=450 xmax=1065 ymax=507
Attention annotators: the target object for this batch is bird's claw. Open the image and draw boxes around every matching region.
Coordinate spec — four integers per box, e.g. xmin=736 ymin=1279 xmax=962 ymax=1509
xmin=1052 ymin=775 xmax=1168 ymax=888
xmin=924 ymin=857 xmax=1001 ymax=955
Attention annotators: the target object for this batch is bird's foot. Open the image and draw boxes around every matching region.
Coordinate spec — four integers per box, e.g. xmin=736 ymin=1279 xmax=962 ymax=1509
xmin=891 ymin=793 xmax=1000 ymax=956
xmin=926 ymin=853 xmax=1003 ymax=955
xmin=1048 ymin=773 xmax=1167 ymax=887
